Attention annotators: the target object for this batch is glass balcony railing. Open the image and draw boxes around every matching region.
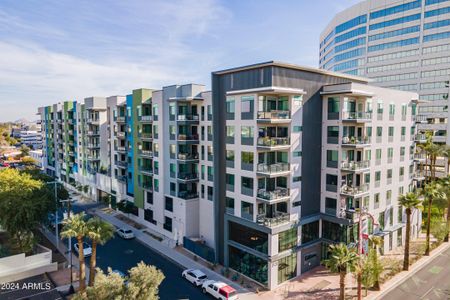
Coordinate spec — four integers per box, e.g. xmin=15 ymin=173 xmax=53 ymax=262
xmin=257 ymin=137 xmax=290 ymax=147
xmin=341 ymin=136 xmax=371 ymax=145
xmin=177 ymin=134 xmax=199 ymax=141
xmin=177 ymin=173 xmax=199 ymax=181
xmin=342 ymin=111 xmax=372 ymax=121
xmin=139 ymin=115 xmax=153 ymax=122
xmin=256 ymin=212 xmax=291 ymax=227
xmin=177 ymin=152 xmax=199 ymax=160
xmin=340 ymin=184 xmax=369 ymax=196
xmin=177 ymin=114 xmax=199 ymax=121
xmin=139 ymin=133 xmax=153 ymax=139
xmin=257 ymin=188 xmax=290 ymax=201
xmin=115 ymin=116 xmax=126 ymax=122
xmin=139 ymin=150 xmax=153 ymax=157
xmin=178 ymin=191 xmax=199 ymax=199
xmin=257 ymin=111 xmax=290 ymax=120
xmin=415 ymin=134 xmax=427 ymax=142
xmin=256 ymin=163 xmax=290 ymax=175
xmin=340 ymin=160 xmax=370 ymax=171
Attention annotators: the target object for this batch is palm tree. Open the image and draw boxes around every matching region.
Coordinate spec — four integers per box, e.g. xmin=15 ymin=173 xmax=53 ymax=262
xmin=61 ymin=212 xmax=89 ymax=292
xmin=426 ymin=143 xmax=444 ymax=180
xmin=86 ymin=217 xmax=115 ymax=286
xmin=322 ymin=243 xmax=358 ymax=300
xmin=438 ymin=176 xmax=450 ymax=242
xmin=370 ymin=236 xmax=383 ymax=290
xmin=420 ymin=182 xmax=444 ymax=255
xmin=398 ymin=192 xmax=423 ymax=270
xmin=442 ymin=146 xmax=450 ymax=175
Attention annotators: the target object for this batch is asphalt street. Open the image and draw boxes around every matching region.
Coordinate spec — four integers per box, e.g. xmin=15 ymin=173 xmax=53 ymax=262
xmin=380 ymin=245 xmax=450 ymax=300
xmin=68 ymin=202 xmax=210 ymax=300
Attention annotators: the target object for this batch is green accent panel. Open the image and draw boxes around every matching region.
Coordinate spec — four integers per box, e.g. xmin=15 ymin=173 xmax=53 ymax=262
xmin=132 ymin=88 xmax=153 ymax=209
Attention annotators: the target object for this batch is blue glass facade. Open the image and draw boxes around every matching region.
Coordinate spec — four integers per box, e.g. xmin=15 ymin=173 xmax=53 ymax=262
xmin=370 ymin=0 xmax=421 ymax=19
xmin=335 ymin=37 xmax=366 ymax=53
xmin=426 ymin=0 xmax=449 ymax=4
xmin=126 ymin=94 xmax=134 ymax=196
xmin=368 ymin=25 xmax=420 ymax=41
xmin=369 ymin=13 xmax=421 ymax=31
xmin=423 ymin=30 xmax=450 ymax=41
xmin=368 ymin=37 xmax=419 ymax=52
xmin=335 ymin=15 xmax=367 ymax=34
xmin=425 ymin=6 xmax=450 ymax=17
xmin=335 ymin=27 xmax=366 ymax=43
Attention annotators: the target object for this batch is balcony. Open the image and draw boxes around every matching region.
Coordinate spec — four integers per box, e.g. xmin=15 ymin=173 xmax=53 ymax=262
xmin=415 ymin=134 xmax=427 ymax=143
xmin=256 ymin=212 xmax=291 ymax=228
xmin=116 ymin=174 xmax=127 ymax=183
xmin=177 ymin=173 xmax=199 ymax=182
xmin=140 ymin=182 xmax=153 ymax=190
xmin=115 ymin=161 xmax=127 ymax=168
xmin=413 ymin=115 xmax=428 ymax=123
xmin=177 ymin=134 xmax=199 ymax=143
xmin=414 ymin=153 xmax=426 ymax=162
xmin=87 ymin=118 xmax=100 ymax=125
xmin=139 ymin=166 xmax=153 ymax=175
xmin=87 ymin=144 xmax=100 ymax=149
xmin=87 ymin=131 xmax=100 ymax=136
xmin=412 ymin=172 xmax=426 ymax=181
xmin=116 ymin=146 xmax=127 ymax=153
xmin=340 ymin=184 xmax=369 ymax=197
xmin=86 ymin=155 xmax=100 ymax=161
xmin=116 ymin=116 xmax=126 ymax=123
xmin=116 ymin=132 xmax=126 ymax=139
xmin=178 ymin=191 xmax=199 ymax=200
xmin=257 ymin=137 xmax=290 ymax=150
xmin=177 ymin=114 xmax=199 ymax=123
xmin=139 ymin=115 xmax=153 ymax=122
xmin=256 ymin=188 xmax=290 ymax=202
xmin=342 ymin=112 xmax=372 ymax=122
xmin=139 ymin=150 xmax=153 ymax=158
xmin=340 ymin=160 xmax=370 ymax=172
xmin=341 ymin=136 xmax=371 ymax=147
xmin=68 ymin=151 xmax=75 ymax=156
xmin=256 ymin=111 xmax=291 ymax=123
xmin=139 ymin=133 xmax=153 ymax=140
xmin=256 ymin=163 xmax=290 ymax=177
xmin=177 ymin=152 xmax=199 ymax=161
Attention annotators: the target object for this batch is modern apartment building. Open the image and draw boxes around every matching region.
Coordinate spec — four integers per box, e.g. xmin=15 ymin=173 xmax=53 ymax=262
xmin=319 ymin=0 xmax=450 ymax=152
xmin=19 ymin=130 xmax=42 ymax=149
xmin=211 ymin=61 xmax=422 ymax=289
xmin=39 ymin=61 xmax=423 ymax=290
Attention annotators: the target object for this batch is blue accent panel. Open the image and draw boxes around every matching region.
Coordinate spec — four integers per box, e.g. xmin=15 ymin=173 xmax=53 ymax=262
xmin=424 ymin=19 xmax=450 ymax=29
xmin=335 ymin=37 xmax=366 ymax=53
xmin=368 ymin=37 xmax=419 ymax=52
xmin=423 ymin=30 xmax=450 ymax=41
xmin=333 ymin=59 xmax=360 ymax=72
xmin=370 ymin=0 xmax=421 ymax=19
xmin=126 ymin=94 xmax=134 ymax=196
xmin=425 ymin=6 xmax=450 ymax=17
xmin=335 ymin=26 xmax=366 ymax=43
xmin=335 ymin=15 xmax=367 ymax=34
xmin=321 ymin=30 xmax=335 ymax=47
xmin=426 ymin=0 xmax=449 ymax=5
xmin=369 ymin=13 xmax=421 ymax=30
xmin=368 ymin=25 xmax=420 ymax=41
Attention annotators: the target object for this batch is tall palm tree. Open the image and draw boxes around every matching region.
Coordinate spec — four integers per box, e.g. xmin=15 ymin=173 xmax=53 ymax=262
xmin=61 ymin=212 xmax=89 ymax=292
xmin=420 ymin=182 xmax=444 ymax=256
xmin=439 ymin=176 xmax=450 ymax=242
xmin=86 ymin=217 xmax=115 ymax=286
xmin=442 ymin=146 xmax=450 ymax=175
xmin=398 ymin=192 xmax=423 ymax=270
xmin=322 ymin=243 xmax=358 ymax=300
xmin=426 ymin=143 xmax=444 ymax=180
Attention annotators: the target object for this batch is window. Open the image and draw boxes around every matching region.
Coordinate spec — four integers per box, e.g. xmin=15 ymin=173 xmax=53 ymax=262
xmin=335 ymin=27 xmax=366 ymax=43
xmin=241 ymin=126 xmax=254 ymax=145
xmin=241 ymin=96 xmax=254 ymax=119
xmin=226 ymin=150 xmax=235 ymax=162
xmin=377 ymin=127 xmax=383 ymax=137
xmin=293 ymin=176 xmax=302 ymax=182
xmin=302 ymin=221 xmax=319 ymax=244
xmin=279 ymin=228 xmax=297 ymax=252
xmin=375 ymin=171 xmax=381 ymax=182
xmin=241 ymin=177 xmax=254 ymax=196
xmin=369 ymin=25 xmax=420 ymax=42
xmin=327 ymin=126 xmax=339 ymax=144
xmin=369 ymin=14 xmax=421 ymax=31
xmin=388 ymin=127 xmax=394 ymax=137
xmin=241 ymin=201 xmax=254 ymax=220
xmin=425 ymin=6 xmax=450 ymax=18
xmin=327 ymin=150 xmax=339 ymax=168
xmin=368 ymin=37 xmax=419 ymax=52
xmin=293 ymin=151 xmax=302 ymax=157
xmin=370 ymin=1 xmax=421 ymax=19
xmin=277 ymin=253 xmax=297 ymax=284
xmin=226 ymin=126 xmax=234 ymax=143
xmin=326 ymin=174 xmax=338 ymax=192
xmin=165 ymin=197 xmax=173 ymax=212
xmin=226 ymin=197 xmax=234 ymax=214
xmin=375 ymin=193 xmax=380 ymax=208
xmin=386 ymin=190 xmax=392 ymax=205
xmin=207 ymin=186 xmax=213 ymax=201
xmin=226 ymin=97 xmax=235 ymax=119
xmin=325 ymin=197 xmax=337 ymax=214
xmin=293 ymin=126 xmax=302 ymax=132
xmin=164 ymin=216 xmax=172 ymax=232
xmin=226 ymin=174 xmax=235 ymax=191
xmin=335 ymin=14 xmax=367 ymax=34
xmin=389 ymin=104 xmax=395 ymax=116
xmin=144 ymin=209 xmax=156 ymax=225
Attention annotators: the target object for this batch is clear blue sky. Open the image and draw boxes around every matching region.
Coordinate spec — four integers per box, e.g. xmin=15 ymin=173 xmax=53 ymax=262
xmin=0 ymin=0 xmax=360 ymax=121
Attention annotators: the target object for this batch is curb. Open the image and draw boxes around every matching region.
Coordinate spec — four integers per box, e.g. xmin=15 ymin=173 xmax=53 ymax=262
xmin=367 ymin=241 xmax=450 ymax=300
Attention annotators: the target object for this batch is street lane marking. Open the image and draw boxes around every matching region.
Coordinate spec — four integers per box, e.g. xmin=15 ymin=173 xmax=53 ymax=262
xmin=428 ymin=266 xmax=443 ymax=274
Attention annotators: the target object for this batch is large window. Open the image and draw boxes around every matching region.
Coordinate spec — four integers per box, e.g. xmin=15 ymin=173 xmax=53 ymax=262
xmin=327 ymin=150 xmax=339 ymax=168
xmin=302 ymin=221 xmax=319 ymax=244
xmin=226 ymin=97 xmax=235 ymax=120
xmin=229 ymin=246 xmax=268 ymax=285
xmin=278 ymin=253 xmax=297 ymax=284
xmin=322 ymin=220 xmax=349 ymax=243
xmin=241 ymin=201 xmax=253 ymax=220
xmin=241 ymin=177 xmax=254 ymax=196
xmin=165 ymin=197 xmax=173 ymax=212
xmin=327 ymin=126 xmax=339 ymax=144
xmin=327 ymin=97 xmax=340 ymax=120
xmin=229 ymin=221 xmax=268 ymax=254
xmin=279 ymin=227 xmax=298 ymax=252
xmin=241 ymin=126 xmax=254 ymax=145
xmin=241 ymin=96 xmax=254 ymax=119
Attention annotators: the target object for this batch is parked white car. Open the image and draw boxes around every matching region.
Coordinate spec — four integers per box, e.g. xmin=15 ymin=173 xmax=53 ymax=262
xmin=116 ymin=228 xmax=135 ymax=239
xmin=202 ymin=280 xmax=238 ymax=300
xmin=182 ymin=269 xmax=207 ymax=286
xmin=74 ymin=242 xmax=92 ymax=257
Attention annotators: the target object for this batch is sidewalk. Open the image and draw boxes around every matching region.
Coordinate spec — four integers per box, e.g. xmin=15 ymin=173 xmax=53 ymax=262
xmin=92 ymin=208 xmax=255 ymax=298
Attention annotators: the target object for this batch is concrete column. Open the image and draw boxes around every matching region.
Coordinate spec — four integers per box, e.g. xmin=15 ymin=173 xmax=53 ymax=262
xmin=267 ymin=260 xmax=278 ymax=290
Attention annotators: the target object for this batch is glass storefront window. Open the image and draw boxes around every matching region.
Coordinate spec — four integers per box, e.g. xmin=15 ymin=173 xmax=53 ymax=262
xmin=277 ymin=253 xmax=297 ymax=284
xmin=229 ymin=246 xmax=268 ymax=285
xmin=279 ymin=227 xmax=298 ymax=252
xmin=229 ymin=221 xmax=268 ymax=254
xmin=301 ymin=221 xmax=319 ymax=244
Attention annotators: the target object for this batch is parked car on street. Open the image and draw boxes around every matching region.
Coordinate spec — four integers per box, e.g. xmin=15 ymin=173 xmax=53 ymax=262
xmin=182 ymin=269 xmax=207 ymax=286
xmin=74 ymin=242 xmax=92 ymax=257
xmin=116 ymin=228 xmax=135 ymax=239
xmin=202 ymin=280 xmax=238 ymax=300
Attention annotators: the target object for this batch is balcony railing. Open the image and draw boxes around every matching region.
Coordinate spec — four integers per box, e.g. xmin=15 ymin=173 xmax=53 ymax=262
xmin=340 ymin=160 xmax=370 ymax=172
xmin=116 ymin=132 xmax=126 ymax=138
xmin=414 ymin=153 xmax=426 ymax=161
xmin=177 ymin=173 xmax=199 ymax=181
xmin=257 ymin=188 xmax=290 ymax=201
xmin=256 ymin=163 xmax=290 ymax=175
xmin=139 ymin=115 xmax=153 ymax=122
xmin=341 ymin=136 xmax=371 ymax=146
xmin=177 ymin=152 xmax=199 ymax=160
xmin=413 ymin=115 xmax=427 ymax=123
xmin=178 ymin=191 xmax=199 ymax=200
xmin=87 ymin=144 xmax=100 ymax=148
xmin=177 ymin=134 xmax=199 ymax=141
xmin=177 ymin=114 xmax=199 ymax=121
xmin=116 ymin=146 xmax=127 ymax=152
xmin=415 ymin=134 xmax=427 ymax=142
xmin=139 ymin=166 xmax=153 ymax=174
xmin=139 ymin=150 xmax=153 ymax=157
xmin=257 ymin=137 xmax=290 ymax=147
xmin=257 ymin=111 xmax=290 ymax=120
xmin=87 ymin=131 xmax=100 ymax=136
xmin=342 ymin=111 xmax=372 ymax=121
xmin=340 ymin=184 xmax=369 ymax=196
xmin=116 ymin=116 xmax=126 ymax=122
xmin=256 ymin=212 xmax=291 ymax=227
xmin=139 ymin=133 xmax=153 ymax=139
xmin=115 ymin=161 xmax=127 ymax=168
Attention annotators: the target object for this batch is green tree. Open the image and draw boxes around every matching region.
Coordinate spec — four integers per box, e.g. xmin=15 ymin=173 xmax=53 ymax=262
xmin=19 ymin=144 xmax=31 ymax=157
xmin=430 ymin=217 xmax=449 ymax=243
xmin=442 ymin=146 xmax=450 ymax=175
xmin=398 ymin=192 xmax=422 ymax=270
xmin=125 ymin=261 xmax=165 ymax=300
xmin=22 ymin=169 xmax=69 ymax=200
xmin=61 ymin=212 xmax=89 ymax=293
xmin=322 ymin=243 xmax=358 ymax=300
xmin=86 ymin=217 xmax=115 ymax=286
xmin=438 ymin=176 xmax=450 ymax=242
xmin=0 ymin=168 xmax=54 ymax=253
xmin=369 ymin=236 xmax=383 ymax=290
xmin=420 ymin=182 xmax=444 ymax=256
xmin=21 ymin=156 xmax=37 ymax=167
xmin=80 ymin=268 xmax=124 ymax=300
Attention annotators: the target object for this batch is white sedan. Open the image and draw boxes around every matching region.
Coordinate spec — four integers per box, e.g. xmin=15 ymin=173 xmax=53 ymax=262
xmin=74 ymin=242 xmax=92 ymax=257
xmin=182 ymin=269 xmax=208 ymax=286
xmin=116 ymin=228 xmax=135 ymax=239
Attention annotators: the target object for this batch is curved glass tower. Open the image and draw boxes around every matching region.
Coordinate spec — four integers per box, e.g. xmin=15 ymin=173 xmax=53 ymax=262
xmin=320 ymin=0 xmax=450 ymax=148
